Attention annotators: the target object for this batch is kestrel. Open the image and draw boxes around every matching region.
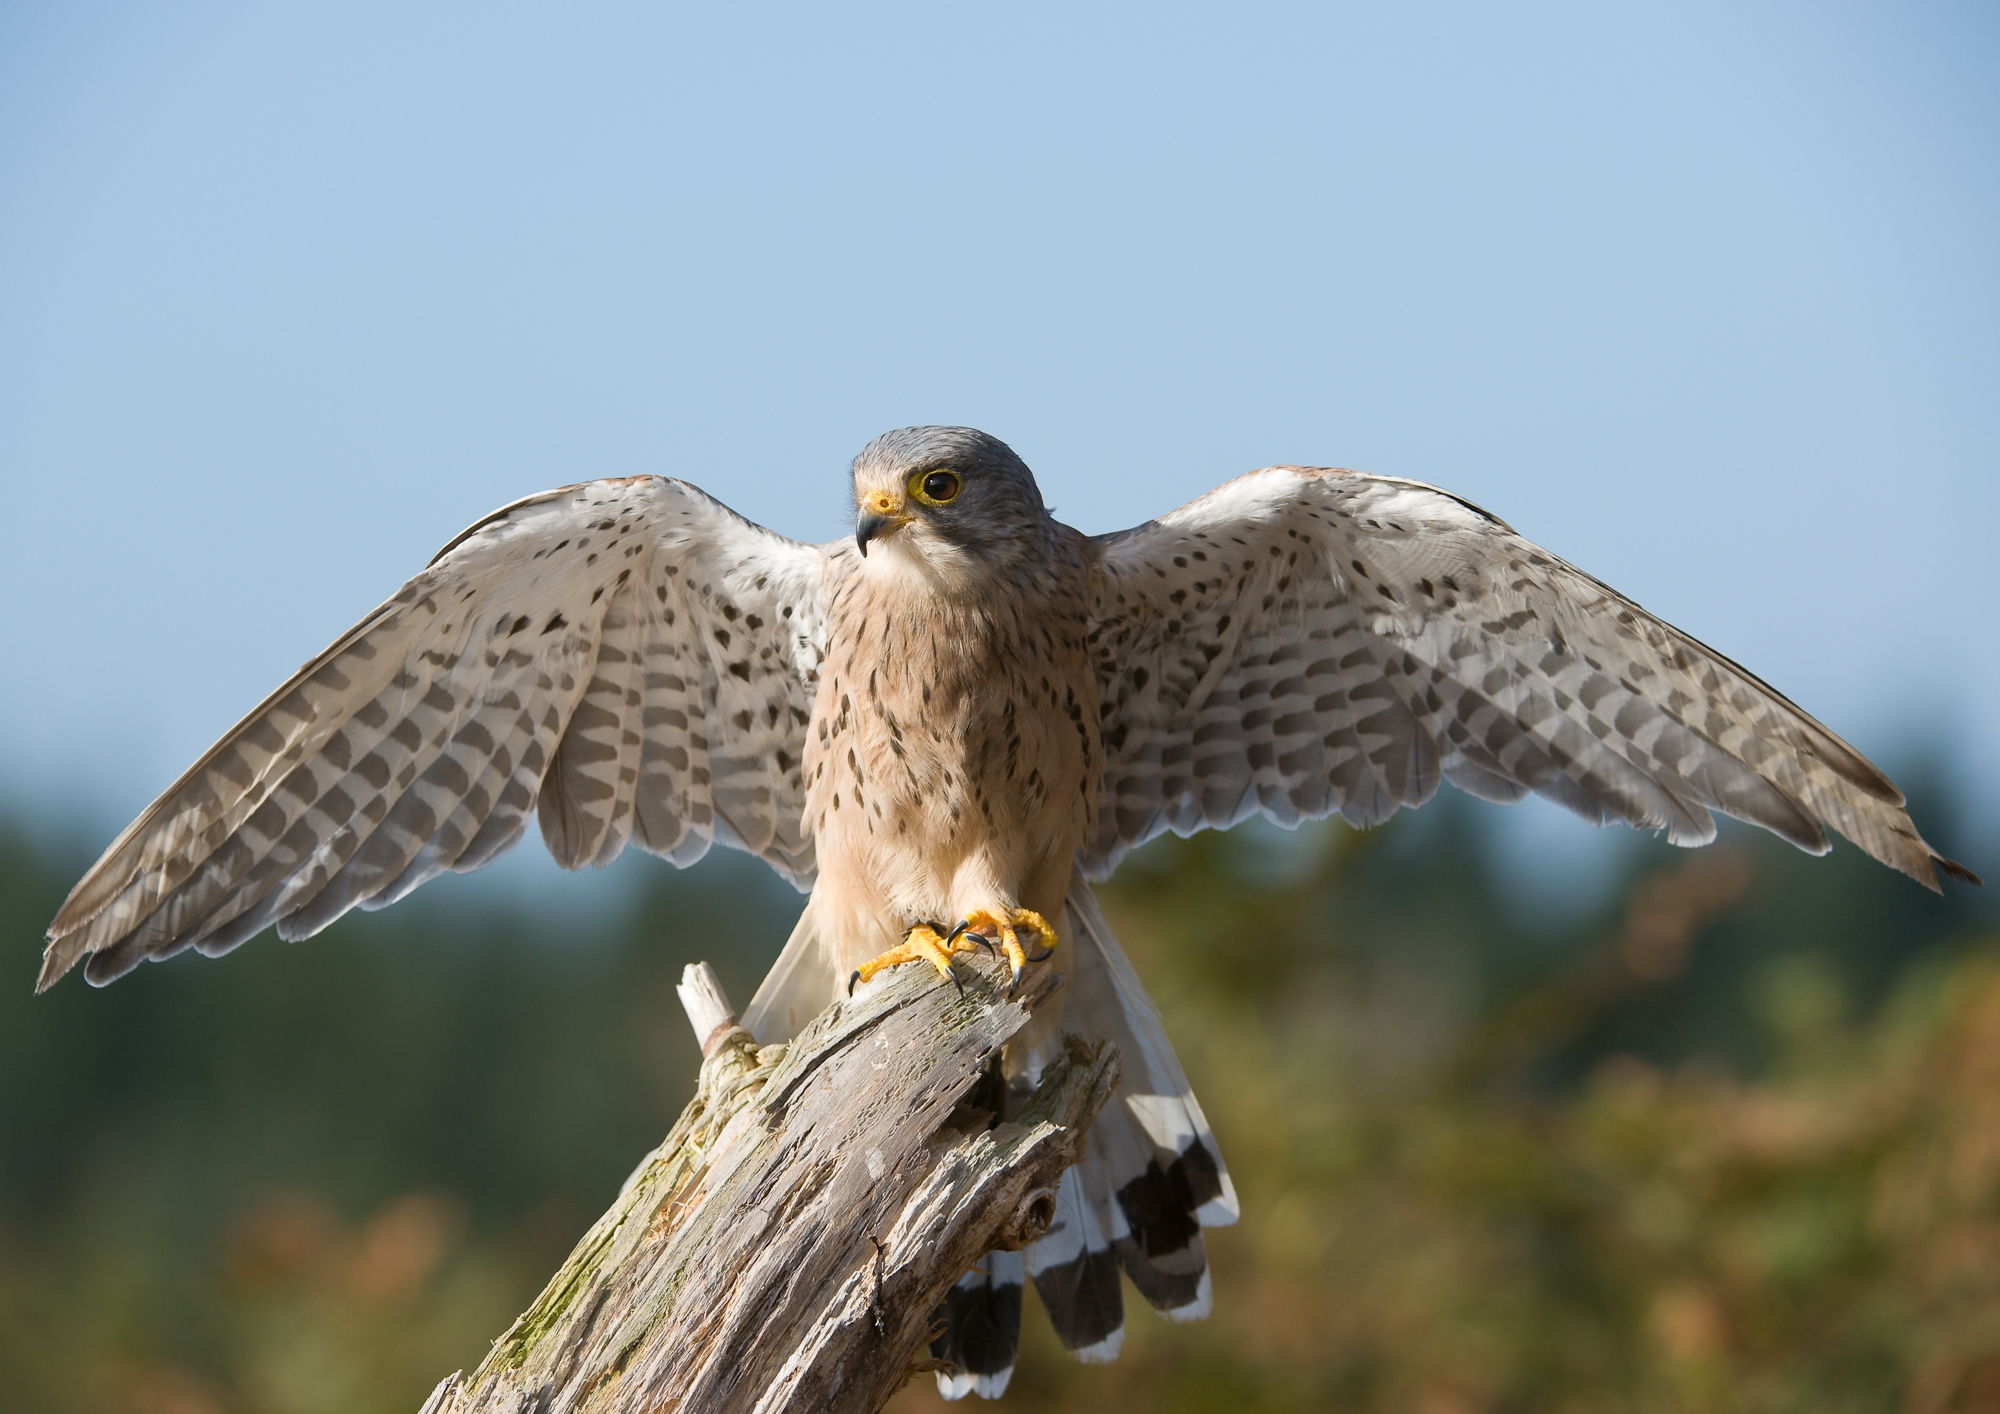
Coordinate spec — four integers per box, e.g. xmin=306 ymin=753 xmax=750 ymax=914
xmin=41 ymin=427 xmax=1976 ymax=1400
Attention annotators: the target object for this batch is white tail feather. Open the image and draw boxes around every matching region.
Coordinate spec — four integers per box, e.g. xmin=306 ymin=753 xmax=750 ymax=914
xmin=740 ymin=898 xmax=837 ymax=1043
xmin=739 ymin=876 xmax=1236 ymax=1374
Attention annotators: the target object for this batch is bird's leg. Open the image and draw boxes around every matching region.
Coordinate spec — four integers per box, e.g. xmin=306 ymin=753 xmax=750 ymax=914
xmin=847 ymin=923 xmax=984 ymax=996
xmin=956 ymin=908 xmax=1058 ymax=985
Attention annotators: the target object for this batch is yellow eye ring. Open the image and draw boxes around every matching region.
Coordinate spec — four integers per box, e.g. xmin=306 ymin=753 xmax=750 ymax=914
xmin=911 ymin=469 xmax=961 ymax=505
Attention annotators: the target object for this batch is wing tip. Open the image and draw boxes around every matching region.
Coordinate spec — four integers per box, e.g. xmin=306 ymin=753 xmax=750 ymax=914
xmin=45 ymin=861 xmax=124 ymax=943
xmin=33 ymin=945 xmax=69 ymax=994
xmin=1936 ymin=854 xmax=1983 ymax=889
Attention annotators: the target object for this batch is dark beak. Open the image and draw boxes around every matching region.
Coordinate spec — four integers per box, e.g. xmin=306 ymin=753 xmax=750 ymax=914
xmin=856 ymin=510 xmax=892 ymax=557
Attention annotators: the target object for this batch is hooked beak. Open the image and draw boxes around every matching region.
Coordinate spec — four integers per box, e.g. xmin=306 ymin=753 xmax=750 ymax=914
xmin=854 ymin=492 xmax=910 ymax=556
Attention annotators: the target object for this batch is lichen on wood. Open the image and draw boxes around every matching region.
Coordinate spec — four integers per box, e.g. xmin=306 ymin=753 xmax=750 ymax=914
xmin=419 ymin=953 xmax=1117 ymax=1414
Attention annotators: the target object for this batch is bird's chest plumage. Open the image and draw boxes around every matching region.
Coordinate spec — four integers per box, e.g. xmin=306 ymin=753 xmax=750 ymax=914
xmin=805 ymin=555 xmax=1098 ymax=928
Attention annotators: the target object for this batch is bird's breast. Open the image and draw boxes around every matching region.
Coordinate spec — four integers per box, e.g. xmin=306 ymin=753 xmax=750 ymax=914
xmin=803 ymin=578 xmax=1099 ymax=923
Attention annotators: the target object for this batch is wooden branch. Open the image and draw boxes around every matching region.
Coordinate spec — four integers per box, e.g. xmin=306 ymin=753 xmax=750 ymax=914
xmin=419 ymin=953 xmax=1118 ymax=1414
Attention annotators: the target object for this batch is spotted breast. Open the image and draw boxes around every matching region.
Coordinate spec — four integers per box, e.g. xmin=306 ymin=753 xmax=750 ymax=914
xmin=802 ymin=535 xmax=1100 ymax=977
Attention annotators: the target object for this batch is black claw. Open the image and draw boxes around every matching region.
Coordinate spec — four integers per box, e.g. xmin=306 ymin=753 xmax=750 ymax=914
xmin=847 ymin=969 xmax=861 ymax=996
xmin=946 ymin=919 xmax=999 ymax=956
xmin=1022 ymin=946 xmax=1055 ymax=964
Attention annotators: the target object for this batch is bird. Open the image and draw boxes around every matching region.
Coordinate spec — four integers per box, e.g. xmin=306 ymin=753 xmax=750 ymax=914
xmin=40 ymin=426 xmax=1977 ymax=1400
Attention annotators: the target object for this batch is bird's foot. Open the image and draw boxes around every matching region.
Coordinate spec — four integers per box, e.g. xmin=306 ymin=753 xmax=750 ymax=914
xmin=848 ymin=923 xmax=983 ymax=996
xmin=949 ymin=908 xmax=1058 ymax=987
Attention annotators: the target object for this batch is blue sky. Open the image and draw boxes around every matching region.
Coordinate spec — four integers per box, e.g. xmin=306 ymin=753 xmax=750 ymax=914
xmin=2 ymin=2 xmax=1995 ymax=898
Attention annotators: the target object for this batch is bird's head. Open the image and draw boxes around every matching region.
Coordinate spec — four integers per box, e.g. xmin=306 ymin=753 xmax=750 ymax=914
xmin=849 ymin=426 xmax=1052 ymax=586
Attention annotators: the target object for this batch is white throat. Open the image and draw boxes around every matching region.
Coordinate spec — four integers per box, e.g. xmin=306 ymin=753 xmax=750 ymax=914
xmin=860 ymin=529 xmax=979 ymax=594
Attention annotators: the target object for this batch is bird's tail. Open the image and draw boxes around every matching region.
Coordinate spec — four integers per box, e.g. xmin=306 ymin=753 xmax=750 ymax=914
xmin=931 ymin=880 xmax=1238 ymax=1400
xmin=740 ymin=894 xmax=842 ymax=1044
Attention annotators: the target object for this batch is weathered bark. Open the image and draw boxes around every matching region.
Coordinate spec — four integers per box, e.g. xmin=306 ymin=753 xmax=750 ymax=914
xmin=419 ymin=952 xmax=1117 ymax=1414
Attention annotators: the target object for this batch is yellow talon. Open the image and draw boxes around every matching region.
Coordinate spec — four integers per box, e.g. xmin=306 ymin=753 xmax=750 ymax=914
xmin=848 ymin=924 xmax=983 ymax=995
xmin=956 ymin=907 xmax=1058 ymax=981
xmin=845 ymin=910 xmax=1059 ymax=996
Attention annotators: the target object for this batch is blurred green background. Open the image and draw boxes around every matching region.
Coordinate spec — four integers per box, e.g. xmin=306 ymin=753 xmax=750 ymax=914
xmin=6 ymin=6 xmax=1996 ymax=1411
xmin=5 ymin=770 xmax=1994 ymax=1414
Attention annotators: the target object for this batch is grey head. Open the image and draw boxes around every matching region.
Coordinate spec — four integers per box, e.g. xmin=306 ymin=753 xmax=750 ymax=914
xmin=849 ymin=426 xmax=1054 ymax=580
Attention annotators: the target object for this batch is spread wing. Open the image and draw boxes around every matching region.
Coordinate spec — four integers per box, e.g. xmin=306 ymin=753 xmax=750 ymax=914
xmin=42 ymin=477 xmax=829 ymax=991
xmin=1082 ymin=466 xmax=1978 ymax=890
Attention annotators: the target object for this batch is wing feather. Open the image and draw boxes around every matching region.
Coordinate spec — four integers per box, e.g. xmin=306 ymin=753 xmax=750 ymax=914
xmin=1083 ymin=467 xmax=1975 ymax=890
xmin=44 ymin=477 xmax=829 ymax=991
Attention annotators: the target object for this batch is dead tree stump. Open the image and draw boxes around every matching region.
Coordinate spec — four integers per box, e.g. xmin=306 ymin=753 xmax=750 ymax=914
xmin=419 ymin=952 xmax=1118 ymax=1414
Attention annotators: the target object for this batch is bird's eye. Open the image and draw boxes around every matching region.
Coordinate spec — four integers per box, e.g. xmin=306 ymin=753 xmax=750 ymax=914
xmin=915 ymin=470 xmax=962 ymax=504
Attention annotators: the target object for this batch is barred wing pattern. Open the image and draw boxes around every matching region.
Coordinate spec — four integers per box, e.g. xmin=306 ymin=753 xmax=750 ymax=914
xmin=41 ymin=478 xmax=828 ymax=991
xmin=1083 ymin=468 xmax=1976 ymax=889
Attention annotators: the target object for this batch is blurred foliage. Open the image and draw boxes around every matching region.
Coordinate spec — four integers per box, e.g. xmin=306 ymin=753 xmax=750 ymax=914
xmin=2 ymin=780 xmax=1994 ymax=1414
xmin=0 ymin=827 xmax=802 ymax=1414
